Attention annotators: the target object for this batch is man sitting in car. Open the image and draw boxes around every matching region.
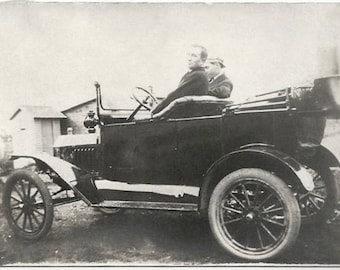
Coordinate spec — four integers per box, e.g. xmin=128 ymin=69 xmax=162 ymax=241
xmin=205 ymin=57 xmax=233 ymax=98
xmin=151 ymin=44 xmax=209 ymax=115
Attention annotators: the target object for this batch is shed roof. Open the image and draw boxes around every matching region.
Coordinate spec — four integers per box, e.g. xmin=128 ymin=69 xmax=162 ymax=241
xmin=10 ymin=106 xmax=66 ymax=120
xmin=61 ymin=98 xmax=96 ymax=113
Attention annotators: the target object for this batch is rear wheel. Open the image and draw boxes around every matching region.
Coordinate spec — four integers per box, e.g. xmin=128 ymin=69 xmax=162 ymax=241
xmin=298 ymin=165 xmax=338 ymax=224
xmin=2 ymin=170 xmax=54 ymax=240
xmin=208 ymin=168 xmax=301 ymax=261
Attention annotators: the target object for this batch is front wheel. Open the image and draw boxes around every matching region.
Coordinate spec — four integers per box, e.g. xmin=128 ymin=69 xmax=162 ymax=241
xmin=208 ymin=168 xmax=301 ymax=261
xmin=2 ymin=170 xmax=54 ymax=240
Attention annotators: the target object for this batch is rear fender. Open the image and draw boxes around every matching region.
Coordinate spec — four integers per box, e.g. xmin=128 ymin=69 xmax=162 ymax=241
xmin=199 ymin=144 xmax=315 ymax=213
xmin=10 ymin=153 xmax=98 ymax=205
xmin=316 ymin=145 xmax=340 ymax=168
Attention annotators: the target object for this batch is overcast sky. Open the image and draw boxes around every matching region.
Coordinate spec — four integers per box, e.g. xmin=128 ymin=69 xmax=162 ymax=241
xmin=1 ymin=3 xmax=340 ymax=132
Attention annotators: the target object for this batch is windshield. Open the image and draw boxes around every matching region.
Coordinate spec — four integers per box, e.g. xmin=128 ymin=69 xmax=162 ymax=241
xmin=99 ymin=85 xmax=152 ymax=119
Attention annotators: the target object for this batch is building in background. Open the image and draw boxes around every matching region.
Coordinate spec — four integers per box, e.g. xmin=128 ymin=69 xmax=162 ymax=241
xmin=8 ymin=96 xmax=145 ymax=164
xmin=0 ymin=130 xmax=12 ymax=160
xmin=61 ymin=98 xmax=96 ymax=135
xmin=10 ymin=106 xmax=66 ymax=156
xmin=0 ymin=130 xmax=13 ymax=174
xmin=60 ymin=95 xmax=158 ymax=135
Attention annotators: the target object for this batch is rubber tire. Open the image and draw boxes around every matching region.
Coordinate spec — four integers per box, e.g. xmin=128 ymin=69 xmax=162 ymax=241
xmin=2 ymin=170 xmax=54 ymax=240
xmin=208 ymin=168 xmax=301 ymax=261
xmin=300 ymin=165 xmax=338 ymax=224
xmin=95 ymin=207 xmax=122 ymax=215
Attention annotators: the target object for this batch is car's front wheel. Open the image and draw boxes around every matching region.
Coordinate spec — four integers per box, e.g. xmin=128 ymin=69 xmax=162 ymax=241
xmin=2 ymin=170 xmax=54 ymax=240
xmin=208 ymin=168 xmax=301 ymax=261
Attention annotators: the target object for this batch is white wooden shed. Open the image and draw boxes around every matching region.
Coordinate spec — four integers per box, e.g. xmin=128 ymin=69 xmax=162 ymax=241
xmin=10 ymin=106 xmax=66 ymax=157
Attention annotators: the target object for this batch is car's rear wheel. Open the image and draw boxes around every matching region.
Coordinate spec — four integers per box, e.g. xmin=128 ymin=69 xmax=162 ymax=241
xmin=208 ymin=168 xmax=301 ymax=261
xmin=298 ymin=165 xmax=338 ymax=224
xmin=2 ymin=170 xmax=54 ymax=240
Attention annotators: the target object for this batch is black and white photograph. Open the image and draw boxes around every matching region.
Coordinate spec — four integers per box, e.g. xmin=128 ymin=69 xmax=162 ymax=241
xmin=0 ymin=1 xmax=340 ymax=266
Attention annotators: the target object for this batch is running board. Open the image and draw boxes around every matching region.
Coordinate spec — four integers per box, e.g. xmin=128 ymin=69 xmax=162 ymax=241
xmin=93 ymin=201 xmax=198 ymax=212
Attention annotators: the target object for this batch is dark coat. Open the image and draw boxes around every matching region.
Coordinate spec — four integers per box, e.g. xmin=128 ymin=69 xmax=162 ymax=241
xmin=208 ymin=73 xmax=233 ymax=98
xmin=152 ymin=67 xmax=209 ymax=114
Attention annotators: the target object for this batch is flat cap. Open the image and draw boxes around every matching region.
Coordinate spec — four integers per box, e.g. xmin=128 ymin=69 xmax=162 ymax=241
xmin=207 ymin=57 xmax=225 ymax=68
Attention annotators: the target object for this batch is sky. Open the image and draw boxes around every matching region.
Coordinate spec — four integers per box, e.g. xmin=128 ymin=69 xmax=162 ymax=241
xmin=1 ymin=3 xmax=340 ymax=133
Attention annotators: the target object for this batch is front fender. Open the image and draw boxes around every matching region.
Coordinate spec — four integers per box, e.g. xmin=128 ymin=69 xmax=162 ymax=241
xmin=11 ymin=152 xmax=81 ymax=184
xmin=10 ymin=153 xmax=95 ymax=205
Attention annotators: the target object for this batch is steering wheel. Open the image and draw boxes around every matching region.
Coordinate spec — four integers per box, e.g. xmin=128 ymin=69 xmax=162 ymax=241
xmin=132 ymin=87 xmax=159 ymax=111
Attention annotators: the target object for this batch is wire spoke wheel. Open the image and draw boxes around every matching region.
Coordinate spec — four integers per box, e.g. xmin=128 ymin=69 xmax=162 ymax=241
xmin=3 ymin=170 xmax=54 ymax=240
xmin=209 ymin=168 xmax=300 ymax=261
xmin=298 ymin=165 xmax=338 ymax=224
xmin=219 ymin=181 xmax=287 ymax=252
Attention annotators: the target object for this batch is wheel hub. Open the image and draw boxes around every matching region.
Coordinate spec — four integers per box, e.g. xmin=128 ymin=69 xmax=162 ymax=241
xmin=243 ymin=206 xmax=261 ymax=223
xmin=22 ymin=198 xmax=35 ymax=214
xmin=245 ymin=212 xmax=255 ymax=221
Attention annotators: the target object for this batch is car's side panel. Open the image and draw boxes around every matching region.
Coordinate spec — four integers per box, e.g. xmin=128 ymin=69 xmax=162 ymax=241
xmin=221 ymin=112 xmax=276 ymax=153
xmin=134 ymin=120 xmax=178 ymax=184
xmin=101 ymin=123 xmax=137 ymax=181
xmin=175 ymin=116 xmax=223 ymax=186
xmin=272 ymin=113 xmax=299 ymax=153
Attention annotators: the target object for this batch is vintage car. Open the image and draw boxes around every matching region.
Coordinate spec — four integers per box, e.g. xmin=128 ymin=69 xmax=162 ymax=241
xmin=3 ymin=76 xmax=340 ymax=261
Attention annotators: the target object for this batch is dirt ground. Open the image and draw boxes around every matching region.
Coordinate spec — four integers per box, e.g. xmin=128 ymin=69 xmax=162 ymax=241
xmin=1 ymin=134 xmax=340 ymax=265
xmin=0 ymin=186 xmax=340 ymax=266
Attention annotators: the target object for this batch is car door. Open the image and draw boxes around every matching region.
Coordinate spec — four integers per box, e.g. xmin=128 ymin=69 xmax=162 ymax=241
xmin=175 ymin=114 xmax=224 ymax=186
xmin=101 ymin=122 xmax=137 ymax=181
xmin=134 ymin=119 xmax=179 ymax=184
xmin=151 ymin=101 xmax=224 ymax=186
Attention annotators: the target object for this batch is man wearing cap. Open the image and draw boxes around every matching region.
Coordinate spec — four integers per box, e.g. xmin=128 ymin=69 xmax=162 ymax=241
xmin=205 ymin=57 xmax=233 ymax=99
xmin=151 ymin=44 xmax=209 ymax=115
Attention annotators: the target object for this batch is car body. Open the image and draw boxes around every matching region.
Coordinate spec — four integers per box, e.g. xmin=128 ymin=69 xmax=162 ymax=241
xmin=3 ymin=75 xmax=340 ymax=261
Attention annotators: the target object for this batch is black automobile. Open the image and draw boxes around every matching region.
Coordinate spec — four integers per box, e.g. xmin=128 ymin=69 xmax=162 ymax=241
xmin=3 ymin=76 xmax=340 ymax=261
